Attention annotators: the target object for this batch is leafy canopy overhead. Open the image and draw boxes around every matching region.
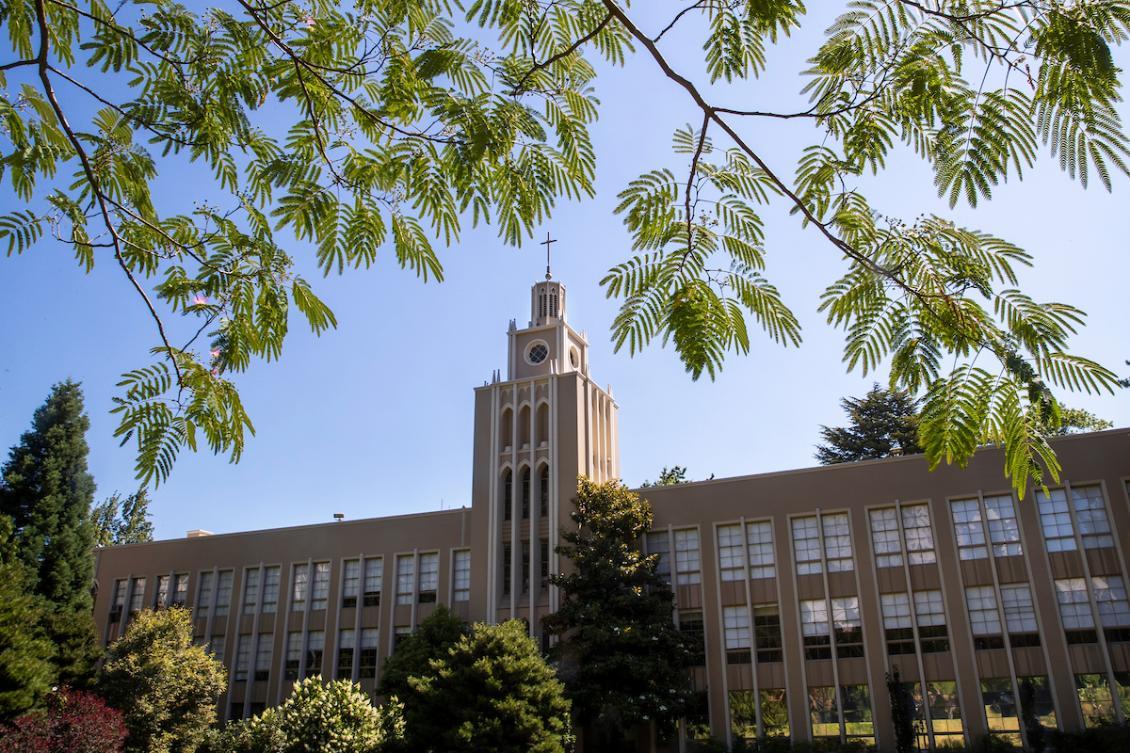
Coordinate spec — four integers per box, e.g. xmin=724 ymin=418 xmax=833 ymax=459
xmin=1 ymin=0 xmax=1125 ymax=495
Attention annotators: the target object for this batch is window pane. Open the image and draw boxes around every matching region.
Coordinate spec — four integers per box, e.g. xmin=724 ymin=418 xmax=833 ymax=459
xmin=951 ymin=499 xmax=987 ymax=560
xmin=262 ymin=566 xmax=279 ymax=613
xmin=717 ymin=524 xmax=745 ymax=581
xmin=760 ymin=688 xmax=790 ymax=738
xmin=881 ymin=593 xmax=911 ymax=629
xmin=984 ymin=495 xmax=1022 ymax=556
xmin=841 ymin=684 xmax=874 ymax=743
xmin=746 ymin=521 xmax=775 ymax=580
xmin=809 ymin=686 xmax=839 ymax=738
xmin=902 ymin=504 xmax=937 ymax=564
xmin=870 ymin=508 xmax=902 ymax=569
xmin=965 ymin=586 xmax=1002 ymax=635
xmin=723 ymin=606 xmax=750 ymax=650
xmin=729 ymin=690 xmax=757 ymax=742
xmin=1056 ymin=578 xmax=1094 ymax=629
xmin=674 ymin=529 xmax=701 ymax=586
xmin=1018 ymin=676 xmax=1057 ymax=730
xmin=927 ymin=681 xmax=964 ymax=743
xmin=1093 ymin=576 xmax=1130 ymax=627
xmin=1037 ymin=489 xmax=1076 ymax=551
xmin=453 ymin=550 xmax=471 ymax=601
xmin=1000 ymin=584 xmax=1038 ymax=633
xmin=1076 ymin=673 xmax=1116 ymax=727
xmin=418 ymin=552 xmax=439 ymax=602
xmin=822 ymin=513 xmax=853 ymax=571
xmin=291 ymin=564 xmax=309 ymax=610
xmin=1072 ymin=486 xmax=1113 ymax=549
xmin=981 ymin=678 xmax=1020 ymax=744
xmin=792 ymin=517 xmax=822 ymax=575
xmin=396 ymin=555 xmax=414 ymax=605
xmin=311 ymin=563 xmax=330 ymax=610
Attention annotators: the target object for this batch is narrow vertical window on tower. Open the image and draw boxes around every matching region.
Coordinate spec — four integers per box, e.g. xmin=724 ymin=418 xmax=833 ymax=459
xmin=502 ymin=469 xmax=513 ymax=522
xmin=502 ymin=544 xmax=512 ymax=596
xmin=521 ymin=466 xmax=531 ymax=519
xmin=538 ymin=465 xmax=549 ymax=517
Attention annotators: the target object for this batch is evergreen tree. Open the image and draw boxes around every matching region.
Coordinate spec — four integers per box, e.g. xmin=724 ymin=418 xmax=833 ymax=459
xmin=640 ymin=466 xmax=688 ymax=487
xmin=545 ymin=478 xmax=694 ymax=747
xmin=408 ymin=620 xmax=571 ymax=753
xmin=0 ymin=526 xmax=55 ymax=720
xmin=816 ymin=384 xmax=924 ymax=464
xmin=91 ymin=491 xmax=155 ymax=548
xmin=886 ymin=669 xmax=917 ymax=753
xmin=0 ymin=381 xmax=99 ymax=685
xmin=378 ymin=605 xmax=468 ymax=752
xmin=99 ymin=607 xmax=227 ymax=753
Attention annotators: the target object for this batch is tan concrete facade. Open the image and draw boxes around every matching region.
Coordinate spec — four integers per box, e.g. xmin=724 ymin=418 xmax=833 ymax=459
xmin=93 ymin=276 xmax=1130 ymax=750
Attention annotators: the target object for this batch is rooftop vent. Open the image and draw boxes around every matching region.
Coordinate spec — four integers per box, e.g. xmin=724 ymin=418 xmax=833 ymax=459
xmin=186 ymin=529 xmax=214 ymax=538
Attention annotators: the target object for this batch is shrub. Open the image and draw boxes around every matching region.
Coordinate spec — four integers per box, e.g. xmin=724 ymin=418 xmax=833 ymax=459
xmin=208 ymin=678 xmax=403 ymax=753
xmin=99 ymin=608 xmax=226 ymax=753
xmin=0 ymin=689 xmax=127 ymax=753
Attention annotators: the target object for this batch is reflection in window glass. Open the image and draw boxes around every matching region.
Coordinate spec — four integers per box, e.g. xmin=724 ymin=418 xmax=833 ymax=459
xmin=927 ymin=681 xmax=963 ymax=745
xmin=729 ymin=690 xmax=757 ymax=741
xmin=1072 ymin=485 xmax=1114 ymax=549
xmin=870 ymin=508 xmax=902 ymax=568
xmin=1115 ymin=672 xmax=1130 ymax=720
xmin=1018 ymin=676 xmax=1057 ymax=730
xmin=801 ymin=599 xmax=831 ymax=660
xmin=841 ymin=684 xmax=874 ymax=745
xmin=981 ymin=678 xmax=1020 ymax=745
xmin=754 ymin=604 xmax=783 ymax=663
xmin=1076 ymin=674 xmax=1116 ymax=727
xmin=760 ymin=688 xmax=790 ymax=738
xmin=1056 ymin=578 xmax=1094 ymax=629
xmin=809 ymin=686 xmax=839 ymax=739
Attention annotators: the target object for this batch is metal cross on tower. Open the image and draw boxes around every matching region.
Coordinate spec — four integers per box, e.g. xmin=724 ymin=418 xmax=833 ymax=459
xmin=540 ymin=232 xmax=556 ymax=280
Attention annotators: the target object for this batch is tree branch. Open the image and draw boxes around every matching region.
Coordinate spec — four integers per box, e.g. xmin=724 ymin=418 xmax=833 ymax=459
xmin=34 ymin=0 xmax=183 ymax=387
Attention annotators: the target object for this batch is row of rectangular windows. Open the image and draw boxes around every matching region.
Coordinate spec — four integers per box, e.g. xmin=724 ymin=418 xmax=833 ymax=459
xmin=110 ymin=551 xmax=471 ymax=622
xmin=648 ymin=484 xmax=1119 ymax=590
xmin=727 ymin=674 xmax=1130 ymax=747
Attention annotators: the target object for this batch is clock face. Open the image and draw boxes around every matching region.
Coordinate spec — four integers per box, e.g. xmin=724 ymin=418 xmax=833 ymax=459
xmin=527 ymin=342 xmax=549 ymax=364
xmin=569 ymin=348 xmax=579 ymax=368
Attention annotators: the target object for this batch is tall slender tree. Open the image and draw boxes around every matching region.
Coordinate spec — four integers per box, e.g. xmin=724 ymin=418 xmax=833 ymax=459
xmin=0 ymin=522 xmax=55 ymax=720
xmin=545 ymin=478 xmax=694 ymax=748
xmin=0 ymin=381 xmax=100 ymax=685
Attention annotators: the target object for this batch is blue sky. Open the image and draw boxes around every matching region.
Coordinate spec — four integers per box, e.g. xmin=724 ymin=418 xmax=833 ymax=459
xmin=1 ymin=6 xmax=1127 ymax=540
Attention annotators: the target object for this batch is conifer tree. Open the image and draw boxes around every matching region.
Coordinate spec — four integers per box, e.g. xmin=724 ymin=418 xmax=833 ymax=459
xmin=0 ymin=380 xmax=100 ymax=685
xmin=0 ymin=523 xmax=55 ymax=720
xmin=407 ymin=620 xmax=571 ymax=753
xmin=545 ymin=478 xmax=694 ymax=747
xmin=816 ymin=384 xmax=924 ymax=464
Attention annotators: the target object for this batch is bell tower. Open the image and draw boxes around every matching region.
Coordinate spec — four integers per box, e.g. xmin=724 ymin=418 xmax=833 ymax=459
xmin=469 ymin=254 xmax=619 ymax=639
